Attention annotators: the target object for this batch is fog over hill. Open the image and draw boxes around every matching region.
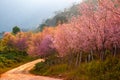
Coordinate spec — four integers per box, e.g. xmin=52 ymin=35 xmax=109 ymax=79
xmin=0 ymin=0 xmax=82 ymax=32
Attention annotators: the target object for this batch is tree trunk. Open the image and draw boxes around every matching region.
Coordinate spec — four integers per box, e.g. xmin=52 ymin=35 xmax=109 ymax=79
xmin=101 ymin=50 xmax=105 ymax=61
xmin=75 ymin=52 xmax=79 ymax=66
xmin=91 ymin=50 xmax=94 ymax=60
xmin=79 ymin=52 xmax=82 ymax=64
xmin=88 ymin=54 xmax=91 ymax=62
xmin=114 ymin=44 xmax=117 ymax=57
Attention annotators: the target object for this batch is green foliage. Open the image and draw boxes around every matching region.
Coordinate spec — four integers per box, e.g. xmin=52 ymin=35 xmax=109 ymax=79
xmin=34 ymin=62 xmax=47 ymax=74
xmin=0 ymin=39 xmax=6 ymax=53
xmin=86 ymin=58 xmax=120 ymax=80
xmin=12 ymin=26 xmax=21 ymax=34
xmin=43 ymin=64 xmax=68 ymax=76
xmin=55 ymin=16 xmax=68 ymax=26
xmin=36 ymin=24 xmax=47 ymax=32
xmin=0 ymin=51 xmax=34 ymax=74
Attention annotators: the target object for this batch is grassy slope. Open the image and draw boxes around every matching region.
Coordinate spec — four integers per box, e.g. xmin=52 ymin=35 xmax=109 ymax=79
xmin=30 ymin=55 xmax=120 ymax=80
xmin=0 ymin=52 xmax=35 ymax=75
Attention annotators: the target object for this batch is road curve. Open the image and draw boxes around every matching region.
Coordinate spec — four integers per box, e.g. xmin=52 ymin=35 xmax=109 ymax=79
xmin=0 ymin=59 xmax=62 ymax=80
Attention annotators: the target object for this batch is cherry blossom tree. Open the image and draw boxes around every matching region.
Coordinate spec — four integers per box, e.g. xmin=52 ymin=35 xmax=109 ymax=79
xmin=53 ymin=0 xmax=120 ymax=61
xmin=27 ymin=27 xmax=56 ymax=57
xmin=27 ymin=32 xmax=43 ymax=56
xmin=13 ymin=32 xmax=32 ymax=52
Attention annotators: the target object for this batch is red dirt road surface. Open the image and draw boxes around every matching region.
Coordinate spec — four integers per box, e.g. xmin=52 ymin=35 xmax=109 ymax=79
xmin=0 ymin=59 xmax=62 ymax=80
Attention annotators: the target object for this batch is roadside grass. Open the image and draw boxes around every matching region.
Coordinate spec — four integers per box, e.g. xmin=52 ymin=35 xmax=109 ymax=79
xmin=0 ymin=51 xmax=36 ymax=75
xmin=30 ymin=55 xmax=120 ymax=80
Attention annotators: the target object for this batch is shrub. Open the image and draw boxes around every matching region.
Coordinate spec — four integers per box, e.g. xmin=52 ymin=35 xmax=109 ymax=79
xmin=86 ymin=58 xmax=120 ymax=80
xmin=0 ymin=51 xmax=34 ymax=74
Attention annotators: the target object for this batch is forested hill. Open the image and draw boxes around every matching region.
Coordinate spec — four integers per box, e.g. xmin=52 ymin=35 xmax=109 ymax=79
xmin=35 ymin=3 xmax=80 ymax=32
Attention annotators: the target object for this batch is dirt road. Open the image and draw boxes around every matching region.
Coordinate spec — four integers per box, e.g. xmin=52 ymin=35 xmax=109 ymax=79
xmin=0 ymin=59 xmax=62 ymax=80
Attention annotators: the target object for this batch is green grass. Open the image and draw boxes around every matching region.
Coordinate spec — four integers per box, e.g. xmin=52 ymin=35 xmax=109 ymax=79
xmin=30 ymin=56 xmax=120 ymax=80
xmin=0 ymin=51 xmax=36 ymax=75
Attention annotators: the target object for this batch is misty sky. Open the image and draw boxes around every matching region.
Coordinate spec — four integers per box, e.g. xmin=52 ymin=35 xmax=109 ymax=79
xmin=0 ymin=0 xmax=82 ymax=32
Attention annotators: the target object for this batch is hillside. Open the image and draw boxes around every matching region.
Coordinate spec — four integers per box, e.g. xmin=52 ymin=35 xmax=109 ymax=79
xmin=35 ymin=3 xmax=80 ymax=32
xmin=0 ymin=0 xmax=120 ymax=80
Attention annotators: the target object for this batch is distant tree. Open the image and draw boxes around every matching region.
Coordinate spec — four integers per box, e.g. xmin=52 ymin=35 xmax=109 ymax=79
xmin=55 ymin=16 xmax=68 ymax=26
xmin=39 ymin=24 xmax=47 ymax=32
xmin=12 ymin=26 xmax=21 ymax=34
